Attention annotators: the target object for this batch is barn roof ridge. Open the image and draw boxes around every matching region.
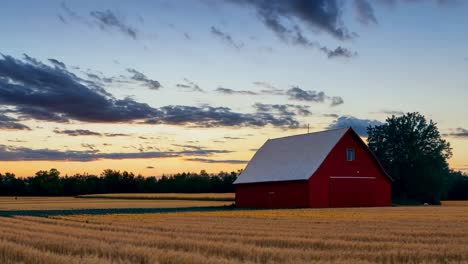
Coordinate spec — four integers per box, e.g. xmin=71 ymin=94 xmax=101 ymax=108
xmin=268 ymin=127 xmax=350 ymax=142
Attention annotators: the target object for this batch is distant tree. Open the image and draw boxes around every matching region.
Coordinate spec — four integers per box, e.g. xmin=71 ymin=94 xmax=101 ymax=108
xmin=367 ymin=113 xmax=452 ymax=204
xmin=446 ymin=170 xmax=468 ymax=200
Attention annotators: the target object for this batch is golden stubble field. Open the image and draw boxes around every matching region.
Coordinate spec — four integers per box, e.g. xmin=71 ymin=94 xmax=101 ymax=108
xmin=1 ymin=199 xmax=468 ymax=263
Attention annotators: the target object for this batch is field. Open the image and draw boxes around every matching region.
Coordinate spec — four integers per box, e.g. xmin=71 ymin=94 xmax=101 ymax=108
xmin=0 ymin=196 xmax=231 ymax=211
xmin=1 ymin=199 xmax=468 ymax=263
xmin=78 ymin=193 xmax=235 ymax=201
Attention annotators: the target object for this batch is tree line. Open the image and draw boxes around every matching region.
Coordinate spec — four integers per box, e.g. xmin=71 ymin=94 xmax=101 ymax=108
xmin=0 ymin=169 xmax=238 ymax=196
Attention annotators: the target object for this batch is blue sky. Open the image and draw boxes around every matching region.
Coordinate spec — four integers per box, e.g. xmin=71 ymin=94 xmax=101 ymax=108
xmin=0 ymin=0 xmax=467 ymax=176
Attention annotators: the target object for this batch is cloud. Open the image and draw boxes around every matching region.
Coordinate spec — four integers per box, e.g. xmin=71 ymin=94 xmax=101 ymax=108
xmin=54 ymin=129 xmax=101 ymax=136
xmin=286 ymin=87 xmax=344 ymax=106
xmin=223 ymin=136 xmax=245 ymax=140
xmin=253 ymin=103 xmax=312 ymax=117
xmin=48 ymin=58 xmax=66 ymax=68
xmin=127 ymin=68 xmax=162 ymax=90
xmin=90 ymin=10 xmax=138 ymax=39
xmin=0 ymin=114 xmax=31 ymax=131
xmin=444 ymin=128 xmax=468 ymax=138
xmin=227 ymin=0 xmax=353 ymax=40
xmin=330 ymin=96 xmax=344 ymax=107
xmin=321 ymin=46 xmax=357 ymax=59
xmin=0 ymin=145 xmax=233 ymax=162
xmin=0 ymin=54 xmax=158 ymax=123
xmin=210 ymin=26 xmax=244 ymax=50
xmin=353 ymin=0 xmax=378 ymax=25
xmin=253 ymin=82 xmax=285 ymax=95
xmin=327 ymin=116 xmax=383 ymax=136
xmin=144 ymin=105 xmax=301 ymax=128
xmin=81 ymin=143 xmax=96 ymax=150
xmin=176 ymin=78 xmax=204 ymax=92
xmin=225 ymin=0 xmax=356 ymax=58
xmin=146 ymin=166 xmax=155 ymax=169
xmin=53 ymin=129 xmax=131 ymax=137
xmin=380 ymin=110 xmax=404 ymax=116
xmin=185 ymin=158 xmax=248 ymax=164
xmin=215 ymin=87 xmax=258 ymax=95
xmin=0 ymin=54 xmax=303 ymax=129
xmin=286 ymin=87 xmax=326 ymax=102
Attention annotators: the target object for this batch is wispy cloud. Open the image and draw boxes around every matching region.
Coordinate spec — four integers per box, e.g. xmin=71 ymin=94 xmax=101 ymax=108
xmin=444 ymin=128 xmax=468 ymax=138
xmin=127 ymin=68 xmax=162 ymax=90
xmin=90 ymin=10 xmax=138 ymax=39
xmin=215 ymin=87 xmax=257 ymax=95
xmin=210 ymin=26 xmax=244 ymax=50
xmin=53 ymin=129 xmax=131 ymax=137
xmin=176 ymin=78 xmax=204 ymax=92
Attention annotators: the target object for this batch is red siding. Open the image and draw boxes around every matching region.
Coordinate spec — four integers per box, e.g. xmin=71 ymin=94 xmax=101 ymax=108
xmin=309 ymin=131 xmax=391 ymax=207
xmin=235 ymin=180 xmax=309 ymax=208
xmin=235 ymin=129 xmax=391 ymax=208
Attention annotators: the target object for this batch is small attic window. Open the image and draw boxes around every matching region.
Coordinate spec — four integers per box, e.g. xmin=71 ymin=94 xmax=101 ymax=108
xmin=346 ymin=148 xmax=355 ymax=161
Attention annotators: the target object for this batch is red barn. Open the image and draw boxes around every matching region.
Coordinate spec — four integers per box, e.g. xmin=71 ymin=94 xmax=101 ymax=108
xmin=234 ymin=127 xmax=392 ymax=208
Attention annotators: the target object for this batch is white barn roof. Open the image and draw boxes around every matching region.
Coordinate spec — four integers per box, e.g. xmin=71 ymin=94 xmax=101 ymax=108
xmin=234 ymin=128 xmax=349 ymax=184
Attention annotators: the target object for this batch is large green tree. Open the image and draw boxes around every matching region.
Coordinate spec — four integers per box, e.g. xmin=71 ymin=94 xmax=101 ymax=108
xmin=367 ymin=112 xmax=452 ymax=204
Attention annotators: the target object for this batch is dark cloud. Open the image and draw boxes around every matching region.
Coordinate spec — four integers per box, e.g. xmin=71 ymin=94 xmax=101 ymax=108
xmin=54 ymin=129 xmax=130 ymax=137
xmin=330 ymin=96 xmax=344 ymax=107
xmin=185 ymin=158 xmax=248 ymax=164
xmin=48 ymin=58 xmax=66 ymax=68
xmin=286 ymin=87 xmax=344 ymax=106
xmin=286 ymin=87 xmax=326 ymax=102
xmin=171 ymin=144 xmax=203 ymax=150
xmin=223 ymin=136 xmax=245 ymax=140
xmin=176 ymin=78 xmax=204 ymax=92
xmin=127 ymin=68 xmax=162 ymax=90
xmin=90 ymin=10 xmax=138 ymax=39
xmin=210 ymin=26 xmax=244 ymax=50
xmin=444 ymin=128 xmax=468 ymax=138
xmin=321 ymin=46 xmax=357 ymax=59
xmin=0 ymin=114 xmax=31 ymax=131
xmin=327 ymin=116 xmax=383 ymax=136
xmin=143 ymin=105 xmax=301 ymax=128
xmin=225 ymin=0 xmax=356 ymax=58
xmin=0 ymin=54 xmax=158 ymax=123
xmin=7 ymin=139 xmax=27 ymax=143
xmin=354 ymin=0 xmax=378 ymax=25
xmin=227 ymin=0 xmax=353 ymax=40
xmin=0 ymin=54 xmax=302 ymax=129
xmin=146 ymin=166 xmax=155 ymax=169
xmin=215 ymin=87 xmax=258 ymax=95
xmin=253 ymin=103 xmax=312 ymax=117
xmin=54 ymin=129 xmax=101 ymax=136
xmin=0 ymin=145 xmax=233 ymax=162
xmin=81 ymin=143 xmax=96 ymax=150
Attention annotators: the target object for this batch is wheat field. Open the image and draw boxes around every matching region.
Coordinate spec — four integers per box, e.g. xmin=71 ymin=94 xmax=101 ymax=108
xmin=1 ymin=202 xmax=468 ymax=263
xmin=0 ymin=196 xmax=231 ymax=211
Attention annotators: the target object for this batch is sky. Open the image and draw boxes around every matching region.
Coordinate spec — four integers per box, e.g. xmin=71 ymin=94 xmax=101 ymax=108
xmin=0 ymin=0 xmax=467 ymax=177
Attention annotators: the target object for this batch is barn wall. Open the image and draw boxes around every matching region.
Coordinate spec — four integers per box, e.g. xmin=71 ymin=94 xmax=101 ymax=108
xmin=309 ymin=131 xmax=391 ymax=208
xmin=235 ymin=180 xmax=309 ymax=208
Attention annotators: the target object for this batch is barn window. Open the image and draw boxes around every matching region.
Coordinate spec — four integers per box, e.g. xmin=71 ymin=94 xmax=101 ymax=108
xmin=346 ymin=148 xmax=355 ymax=161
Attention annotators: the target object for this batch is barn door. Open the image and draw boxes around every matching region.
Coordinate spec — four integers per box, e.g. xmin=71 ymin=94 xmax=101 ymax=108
xmin=329 ymin=176 xmax=376 ymax=207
